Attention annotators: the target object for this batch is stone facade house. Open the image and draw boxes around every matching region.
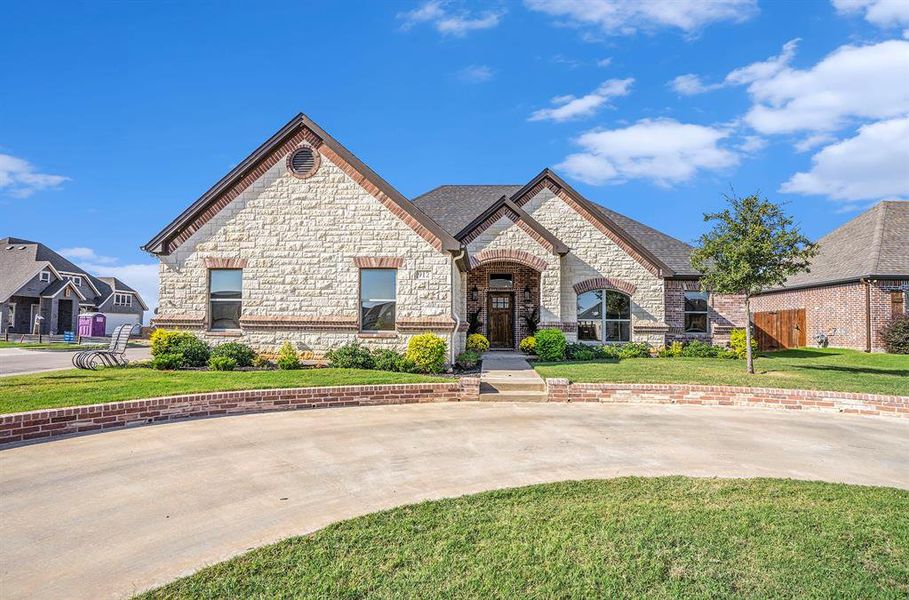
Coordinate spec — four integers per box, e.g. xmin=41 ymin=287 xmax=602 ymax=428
xmin=752 ymin=201 xmax=908 ymax=352
xmin=144 ymin=113 xmax=744 ymax=357
xmin=1 ymin=237 xmax=147 ymax=336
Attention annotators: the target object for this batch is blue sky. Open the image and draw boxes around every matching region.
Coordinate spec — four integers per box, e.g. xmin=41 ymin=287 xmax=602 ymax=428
xmin=2 ymin=1 xmax=907 ymax=315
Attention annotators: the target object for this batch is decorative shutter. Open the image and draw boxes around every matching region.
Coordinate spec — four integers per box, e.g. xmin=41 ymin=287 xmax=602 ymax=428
xmin=892 ymin=291 xmax=905 ymax=318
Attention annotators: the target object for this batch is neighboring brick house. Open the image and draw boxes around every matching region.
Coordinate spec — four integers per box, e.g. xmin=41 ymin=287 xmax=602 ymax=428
xmin=752 ymin=201 xmax=909 ymax=352
xmin=1 ymin=238 xmax=147 ymax=336
xmin=143 ymin=113 xmax=744 ymax=356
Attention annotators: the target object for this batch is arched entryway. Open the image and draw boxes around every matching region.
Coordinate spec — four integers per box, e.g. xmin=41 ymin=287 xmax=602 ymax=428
xmin=467 ymin=254 xmax=544 ymax=349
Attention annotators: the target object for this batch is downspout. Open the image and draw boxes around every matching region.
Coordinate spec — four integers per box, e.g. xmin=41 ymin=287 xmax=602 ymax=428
xmin=862 ymin=277 xmax=872 ymax=353
xmin=450 ymin=248 xmax=466 ymax=365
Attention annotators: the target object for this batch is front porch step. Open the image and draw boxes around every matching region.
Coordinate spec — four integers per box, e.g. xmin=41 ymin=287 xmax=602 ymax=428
xmin=478 ymin=390 xmax=549 ymax=402
xmin=480 ymin=380 xmax=546 ymax=393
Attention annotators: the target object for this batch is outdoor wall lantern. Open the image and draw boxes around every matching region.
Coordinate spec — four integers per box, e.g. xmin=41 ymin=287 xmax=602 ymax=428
xmin=524 ymin=286 xmax=532 ymax=302
xmin=471 ymin=286 xmax=479 ymax=301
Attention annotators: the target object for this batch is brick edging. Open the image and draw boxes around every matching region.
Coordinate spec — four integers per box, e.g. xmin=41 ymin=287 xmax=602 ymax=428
xmin=0 ymin=378 xmax=481 ymax=447
xmin=544 ymin=379 xmax=909 ymax=419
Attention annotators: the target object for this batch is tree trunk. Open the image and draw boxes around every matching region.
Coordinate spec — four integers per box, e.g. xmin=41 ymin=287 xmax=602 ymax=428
xmin=744 ymin=294 xmax=754 ymax=374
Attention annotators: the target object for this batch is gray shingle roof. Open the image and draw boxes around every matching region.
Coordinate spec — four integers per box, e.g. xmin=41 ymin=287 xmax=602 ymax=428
xmin=412 ymin=185 xmax=698 ymax=277
xmin=775 ymin=201 xmax=909 ymax=289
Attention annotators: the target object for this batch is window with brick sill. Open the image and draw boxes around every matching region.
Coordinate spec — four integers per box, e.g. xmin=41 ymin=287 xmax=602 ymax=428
xmin=684 ymin=291 xmax=709 ymax=333
xmin=209 ymin=269 xmax=242 ymax=330
xmin=360 ymin=268 xmax=396 ymax=332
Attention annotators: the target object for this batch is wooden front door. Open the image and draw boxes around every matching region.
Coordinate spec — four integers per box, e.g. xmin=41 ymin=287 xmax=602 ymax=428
xmin=488 ymin=293 xmax=514 ymax=348
xmin=754 ymin=309 xmax=806 ymax=351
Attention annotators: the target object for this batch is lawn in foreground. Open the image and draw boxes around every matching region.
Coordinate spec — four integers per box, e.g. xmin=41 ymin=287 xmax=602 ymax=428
xmin=535 ymin=348 xmax=909 ymax=396
xmin=0 ymin=368 xmax=446 ymax=413
xmin=0 ymin=341 xmax=104 ymax=351
xmin=139 ymin=477 xmax=908 ymax=599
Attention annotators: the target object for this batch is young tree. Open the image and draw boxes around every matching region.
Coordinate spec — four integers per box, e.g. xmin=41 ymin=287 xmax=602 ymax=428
xmin=691 ymin=193 xmax=817 ymax=374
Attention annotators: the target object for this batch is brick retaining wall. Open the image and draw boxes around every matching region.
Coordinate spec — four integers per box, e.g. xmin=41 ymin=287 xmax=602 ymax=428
xmin=0 ymin=378 xmax=480 ymax=446
xmin=545 ymin=379 xmax=909 ymax=418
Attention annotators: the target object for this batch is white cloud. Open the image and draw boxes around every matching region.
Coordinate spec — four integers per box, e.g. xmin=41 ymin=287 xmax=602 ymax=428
xmin=668 ymin=39 xmax=799 ymax=95
xmin=597 ymin=57 xmax=613 ymax=68
xmin=832 ymin=0 xmax=909 ymax=28
xmin=743 ymin=39 xmax=909 ymax=134
xmin=524 ymin=0 xmax=757 ymax=35
xmin=398 ymin=1 xmax=504 ymax=36
xmin=58 ymin=247 xmax=117 ymax=265
xmin=738 ymin=135 xmax=767 ymax=153
xmin=557 ymin=118 xmax=739 ymax=186
xmin=0 ymin=153 xmax=69 ymax=198
xmin=793 ymin=133 xmax=836 ymax=152
xmin=457 ymin=64 xmax=494 ymax=83
xmin=529 ymin=78 xmax=633 ymax=122
xmin=781 ymin=115 xmax=909 ymax=201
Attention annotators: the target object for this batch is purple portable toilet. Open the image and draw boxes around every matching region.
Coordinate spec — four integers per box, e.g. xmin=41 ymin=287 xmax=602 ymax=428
xmin=78 ymin=313 xmax=106 ymax=337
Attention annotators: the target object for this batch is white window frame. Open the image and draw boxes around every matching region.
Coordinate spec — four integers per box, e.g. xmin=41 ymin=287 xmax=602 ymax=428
xmin=683 ymin=291 xmax=710 ymax=334
xmin=8 ymin=302 xmax=15 ymax=328
xmin=39 ymin=271 xmax=51 ymax=283
xmin=113 ymin=293 xmax=132 ymax=307
xmin=64 ymin=274 xmax=82 ymax=286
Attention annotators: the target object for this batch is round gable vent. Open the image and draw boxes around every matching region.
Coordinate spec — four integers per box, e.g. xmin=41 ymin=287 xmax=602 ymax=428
xmin=287 ymin=145 xmax=320 ymax=179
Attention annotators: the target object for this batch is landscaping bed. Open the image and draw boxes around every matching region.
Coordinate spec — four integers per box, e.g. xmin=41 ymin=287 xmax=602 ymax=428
xmin=535 ymin=348 xmax=909 ymax=397
xmin=138 ymin=477 xmax=909 ymax=599
xmin=0 ymin=368 xmax=447 ymax=413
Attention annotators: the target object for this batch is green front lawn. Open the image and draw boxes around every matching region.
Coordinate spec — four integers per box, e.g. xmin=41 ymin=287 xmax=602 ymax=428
xmin=535 ymin=348 xmax=909 ymax=396
xmin=139 ymin=477 xmax=909 ymax=599
xmin=0 ymin=368 xmax=446 ymax=413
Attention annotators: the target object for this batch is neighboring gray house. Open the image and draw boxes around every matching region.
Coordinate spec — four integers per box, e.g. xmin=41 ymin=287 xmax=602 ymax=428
xmin=1 ymin=238 xmax=147 ymax=336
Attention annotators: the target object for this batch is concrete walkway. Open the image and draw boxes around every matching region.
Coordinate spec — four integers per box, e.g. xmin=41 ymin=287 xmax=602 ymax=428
xmin=0 ymin=346 xmax=151 ymax=376
xmin=480 ymin=351 xmax=546 ymax=401
xmin=1 ymin=401 xmax=906 ymax=599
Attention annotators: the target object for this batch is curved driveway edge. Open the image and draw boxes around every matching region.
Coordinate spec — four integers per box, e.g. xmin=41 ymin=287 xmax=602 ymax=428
xmin=1 ymin=401 xmax=907 ymax=599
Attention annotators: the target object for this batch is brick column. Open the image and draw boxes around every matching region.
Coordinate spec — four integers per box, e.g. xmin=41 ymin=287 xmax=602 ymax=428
xmin=546 ymin=378 xmax=570 ymax=402
xmin=459 ymin=377 xmax=480 ymax=401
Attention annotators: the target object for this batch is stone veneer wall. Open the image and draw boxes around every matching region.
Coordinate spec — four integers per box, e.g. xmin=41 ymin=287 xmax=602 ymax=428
xmin=751 ymin=280 xmax=909 ymax=351
xmin=156 ymin=149 xmax=455 ymax=353
xmin=1 ymin=379 xmax=480 ymax=446
xmin=545 ymin=379 xmax=909 ymax=418
xmin=520 ymin=189 xmax=666 ymax=345
xmin=664 ymin=280 xmax=746 ymax=345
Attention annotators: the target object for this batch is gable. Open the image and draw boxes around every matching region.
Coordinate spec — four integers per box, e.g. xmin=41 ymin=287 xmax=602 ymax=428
xmin=143 ymin=113 xmax=460 ymax=256
xmin=458 ymin=197 xmax=569 ymax=256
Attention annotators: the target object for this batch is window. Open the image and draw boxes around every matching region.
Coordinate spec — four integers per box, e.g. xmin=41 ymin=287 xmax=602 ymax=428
xmin=360 ymin=269 xmax=396 ymax=331
xmin=489 ymin=273 xmax=513 ymax=289
xmin=39 ymin=271 xmax=50 ymax=282
xmin=64 ymin=274 xmax=82 ymax=286
xmin=209 ymin=269 xmax=242 ymax=330
xmin=113 ymin=293 xmax=132 ymax=307
xmin=491 ymin=296 xmax=510 ymax=310
xmin=577 ymin=289 xmax=631 ymax=342
xmin=684 ymin=291 xmax=709 ymax=333
xmin=7 ymin=303 xmax=15 ymax=328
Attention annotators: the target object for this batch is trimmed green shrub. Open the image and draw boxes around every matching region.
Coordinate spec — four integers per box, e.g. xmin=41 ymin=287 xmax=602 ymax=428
xmin=210 ymin=342 xmax=256 ymax=368
xmin=150 ymin=353 xmax=183 ymax=371
xmin=573 ymin=348 xmax=597 ymax=361
xmin=729 ymin=328 xmax=757 ymax=359
xmin=466 ymin=334 xmax=490 ymax=354
xmin=406 ymin=333 xmax=448 ymax=374
xmin=535 ymin=328 xmax=567 ymax=362
xmin=372 ymin=349 xmax=403 ymax=372
xmin=326 ymin=341 xmax=374 ymax=369
xmin=276 ymin=342 xmax=301 ymax=370
xmin=881 ymin=315 xmax=909 ymax=354
xmin=253 ymin=354 xmax=275 ymax=369
xmin=679 ymin=340 xmax=719 ymax=358
xmin=618 ymin=342 xmax=652 ymax=359
xmin=456 ymin=350 xmax=480 ymax=369
xmin=149 ymin=329 xmax=210 ymax=368
xmin=208 ymin=356 xmax=237 ymax=371
xmin=519 ymin=336 xmax=536 ymax=354
xmin=564 ymin=343 xmax=587 ymax=360
xmin=395 ymin=356 xmax=420 ymax=373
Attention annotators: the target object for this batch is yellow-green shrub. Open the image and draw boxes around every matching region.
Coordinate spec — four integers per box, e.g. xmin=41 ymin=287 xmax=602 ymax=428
xmin=406 ymin=333 xmax=448 ymax=374
xmin=466 ymin=334 xmax=490 ymax=353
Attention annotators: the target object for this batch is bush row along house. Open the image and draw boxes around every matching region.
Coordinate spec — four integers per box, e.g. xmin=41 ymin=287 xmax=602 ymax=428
xmin=143 ymin=112 xmax=746 ymax=356
xmin=752 ymin=201 xmax=908 ymax=352
xmin=1 ymin=238 xmax=147 ymax=336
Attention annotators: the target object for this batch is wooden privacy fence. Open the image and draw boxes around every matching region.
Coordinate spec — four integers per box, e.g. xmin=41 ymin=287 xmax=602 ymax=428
xmin=754 ymin=309 xmax=806 ymax=350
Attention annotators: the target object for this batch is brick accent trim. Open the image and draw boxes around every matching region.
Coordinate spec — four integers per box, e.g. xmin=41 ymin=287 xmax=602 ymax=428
xmin=202 ymin=257 xmax=249 ymax=269
xmin=544 ymin=380 xmax=909 ymax=419
xmin=460 ymin=206 xmax=517 ymax=244
xmin=239 ymin=316 xmax=358 ymax=330
xmin=0 ymin=379 xmax=482 ymax=446
xmin=573 ymin=277 xmax=637 ymax=296
xmin=539 ymin=321 xmax=578 ymax=332
xmin=396 ymin=317 xmax=457 ymax=331
xmin=633 ymin=320 xmax=670 ymax=332
xmin=352 ymin=257 xmax=405 ymax=269
xmin=470 ymin=249 xmax=548 ymax=272
xmin=512 ymin=175 xmax=664 ymax=276
xmin=152 ymin=315 xmax=206 ymax=329
xmin=285 ymin=144 xmax=321 ymax=179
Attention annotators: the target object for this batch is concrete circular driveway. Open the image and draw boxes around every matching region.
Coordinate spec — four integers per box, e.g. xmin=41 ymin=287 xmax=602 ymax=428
xmin=1 ymin=401 xmax=907 ymax=599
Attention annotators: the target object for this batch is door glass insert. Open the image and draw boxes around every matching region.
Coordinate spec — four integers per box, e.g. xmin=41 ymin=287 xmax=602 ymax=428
xmin=492 ymin=296 xmax=510 ymax=310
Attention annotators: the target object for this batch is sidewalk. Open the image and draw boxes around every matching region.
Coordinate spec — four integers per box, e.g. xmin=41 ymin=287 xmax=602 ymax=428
xmin=479 ymin=351 xmax=547 ymax=401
